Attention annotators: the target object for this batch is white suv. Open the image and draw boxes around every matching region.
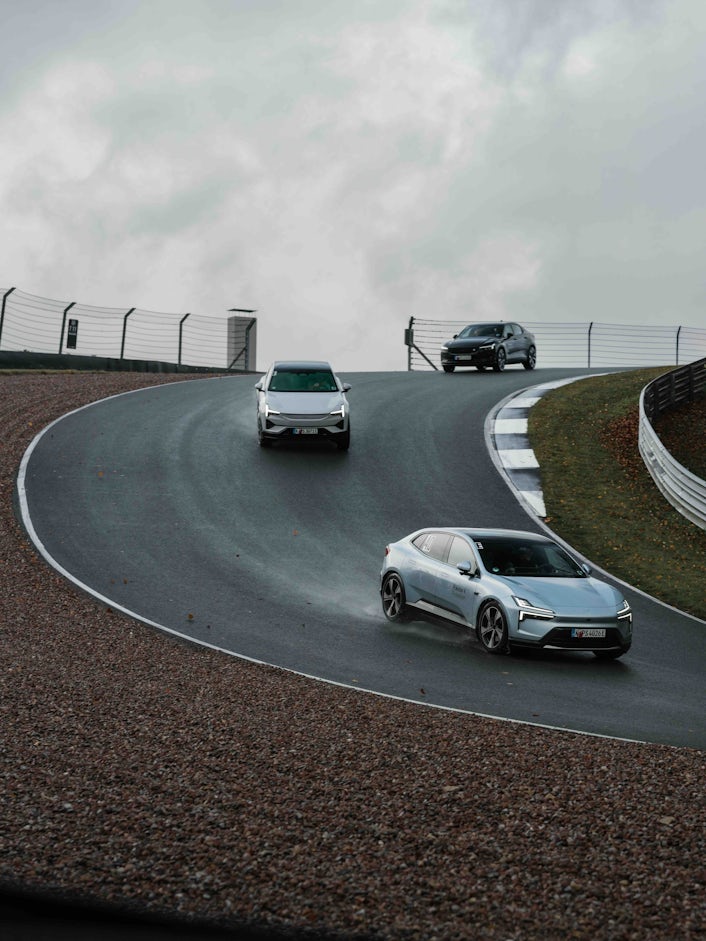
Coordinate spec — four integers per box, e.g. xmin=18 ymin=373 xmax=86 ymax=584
xmin=255 ymin=361 xmax=351 ymax=450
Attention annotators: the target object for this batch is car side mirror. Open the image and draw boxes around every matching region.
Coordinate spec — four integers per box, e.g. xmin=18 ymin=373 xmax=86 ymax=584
xmin=342 ymin=383 xmax=352 ymax=392
xmin=254 ymin=380 xmax=263 ymax=391
xmin=457 ymin=560 xmax=476 ymax=577
xmin=581 ymin=563 xmax=592 ymax=576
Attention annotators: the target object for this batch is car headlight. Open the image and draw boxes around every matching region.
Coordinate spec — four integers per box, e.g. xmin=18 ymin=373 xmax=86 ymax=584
xmin=440 ymin=344 xmax=449 ymax=352
xmin=513 ymin=596 xmax=555 ymax=621
xmin=617 ymin=599 xmax=632 ymax=622
xmin=478 ymin=342 xmax=497 ymax=351
xmin=330 ymin=405 xmax=345 ymax=418
xmin=265 ymin=405 xmax=281 ymax=417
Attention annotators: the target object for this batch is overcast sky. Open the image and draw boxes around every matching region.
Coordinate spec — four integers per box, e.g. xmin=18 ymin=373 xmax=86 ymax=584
xmin=1 ymin=0 xmax=705 ymax=370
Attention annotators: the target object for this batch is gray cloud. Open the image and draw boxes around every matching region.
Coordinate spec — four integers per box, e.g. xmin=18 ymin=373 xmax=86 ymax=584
xmin=1 ymin=0 xmax=704 ymax=370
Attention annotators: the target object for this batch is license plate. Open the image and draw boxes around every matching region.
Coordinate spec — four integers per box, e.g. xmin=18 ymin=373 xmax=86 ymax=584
xmin=293 ymin=427 xmax=318 ymax=435
xmin=456 ymin=354 xmax=474 ymax=361
xmin=571 ymin=628 xmax=606 ymax=638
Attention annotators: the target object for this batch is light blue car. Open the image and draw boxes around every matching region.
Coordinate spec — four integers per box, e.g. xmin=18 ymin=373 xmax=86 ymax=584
xmin=381 ymin=528 xmax=632 ymax=659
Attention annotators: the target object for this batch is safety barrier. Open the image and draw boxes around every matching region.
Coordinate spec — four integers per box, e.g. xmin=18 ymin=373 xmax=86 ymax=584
xmin=638 ymin=357 xmax=706 ymax=530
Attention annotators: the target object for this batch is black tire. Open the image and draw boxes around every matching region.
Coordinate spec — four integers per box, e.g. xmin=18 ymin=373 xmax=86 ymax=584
xmin=523 ymin=346 xmax=537 ymax=370
xmin=381 ymin=573 xmax=410 ymax=623
xmin=442 ymin=364 xmax=455 ymax=373
xmin=493 ymin=347 xmax=507 ymax=372
xmin=337 ymin=426 xmax=350 ymax=451
xmin=477 ymin=602 xmax=509 ymax=654
xmin=594 ymin=646 xmax=630 ymax=660
xmin=257 ymin=421 xmax=272 ymax=448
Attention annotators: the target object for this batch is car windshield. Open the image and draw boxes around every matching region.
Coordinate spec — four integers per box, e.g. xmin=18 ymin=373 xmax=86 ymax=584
xmin=269 ymin=368 xmax=338 ymax=392
xmin=458 ymin=324 xmax=504 ymax=339
xmin=472 ymin=535 xmax=586 ymax=578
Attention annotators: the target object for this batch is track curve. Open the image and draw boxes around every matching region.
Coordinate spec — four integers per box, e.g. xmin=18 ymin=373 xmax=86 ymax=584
xmin=19 ymin=369 xmax=706 ymax=748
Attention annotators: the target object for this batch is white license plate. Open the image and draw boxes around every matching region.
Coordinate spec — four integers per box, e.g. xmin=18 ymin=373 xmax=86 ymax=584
xmin=457 ymin=354 xmax=474 ymax=361
xmin=293 ymin=427 xmax=318 ymax=435
xmin=571 ymin=628 xmax=606 ymax=638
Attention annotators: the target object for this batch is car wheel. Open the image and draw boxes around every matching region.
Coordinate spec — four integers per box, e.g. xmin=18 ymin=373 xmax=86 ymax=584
xmin=523 ymin=346 xmax=537 ymax=370
xmin=257 ymin=421 xmax=271 ymax=448
xmin=337 ymin=426 xmax=350 ymax=451
xmin=594 ymin=646 xmax=630 ymax=660
xmin=493 ymin=347 xmax=507 ymax=372
xmin=442 ymin=364 xmax=455 ymax=373
xmin=477 ymin=602 xmax=509 ymax=654
xmin=381 ymin=573 xmax=410 ymax=622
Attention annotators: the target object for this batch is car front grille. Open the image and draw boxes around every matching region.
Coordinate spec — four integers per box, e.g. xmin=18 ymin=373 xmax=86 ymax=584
xmin=281 ymin=413 xmax=330 ymax=421
xmin=542 ymin=627 xmax=622 ymax=649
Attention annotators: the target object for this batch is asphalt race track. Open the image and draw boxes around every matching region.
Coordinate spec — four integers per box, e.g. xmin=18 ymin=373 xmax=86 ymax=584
xmin=19 ymin=368 xmax=706 ymax=749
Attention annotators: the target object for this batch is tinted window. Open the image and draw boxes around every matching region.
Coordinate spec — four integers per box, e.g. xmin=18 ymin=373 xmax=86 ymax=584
xmin=412 ymin=532 xmax=452 ymax=562
xmin=472 ymin=535 xmax=586 ymax=578
xmin=447 ymin=536 xmax=475 ymax=569
xmin=269 ymin=368 xmax=337 ymax=392
xmin=458 ymin=323 xmax=503 ymax=339
xmin=543 ymin=544 xmax=585 ymax=577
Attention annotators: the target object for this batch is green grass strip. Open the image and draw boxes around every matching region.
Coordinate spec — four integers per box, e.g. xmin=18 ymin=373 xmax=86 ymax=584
xmin=529 ymin=368 xmax=706 ymax=621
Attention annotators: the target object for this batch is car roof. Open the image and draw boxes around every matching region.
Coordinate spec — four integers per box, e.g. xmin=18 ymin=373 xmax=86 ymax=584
xmin=271 ymin=360 xmax=333 ymax=370
xmin=414 ymin=527 xmax=551 ymax=544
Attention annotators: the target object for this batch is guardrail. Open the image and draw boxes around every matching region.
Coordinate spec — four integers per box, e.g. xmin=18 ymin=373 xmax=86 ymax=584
xmin=638 ymin=357 xmax=706 ymax=530
xmin=0 ymin=287 xmax=257 ymax=371
xmin=405 ymin=318 xmax=706 ymax=370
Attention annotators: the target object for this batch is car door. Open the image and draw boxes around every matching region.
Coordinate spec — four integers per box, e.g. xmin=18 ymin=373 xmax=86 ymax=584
xmin=435 ymin=535 xmax=482 ymax=624
xmin=501 ymin=324 xmax=520 ymax=363
xmin=408 ymin=532 xmax=452 ymax=606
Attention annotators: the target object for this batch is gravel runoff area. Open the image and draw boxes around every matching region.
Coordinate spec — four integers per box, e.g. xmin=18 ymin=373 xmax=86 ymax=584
xmin=0 ymin=371 xmax=704 ymax=941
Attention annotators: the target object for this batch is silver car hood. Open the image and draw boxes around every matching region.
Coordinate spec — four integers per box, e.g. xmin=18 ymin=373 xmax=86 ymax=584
xmin=503 ymin=576 xmax=621 ymax=612
xmin=265 ymin=391 xmax=344 ymax=414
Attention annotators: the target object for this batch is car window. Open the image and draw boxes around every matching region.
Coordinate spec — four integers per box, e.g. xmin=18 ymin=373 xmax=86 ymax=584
xmin=458 ymin=324 xmax=501 ymax=339
xmin=447 ymin=536 xmax=475 ymax=570
xmin=543 ymin=544 xmax=586 ymax=577
xmin=473 ymin=536 xmax=586 ymax=577
xmin=412 ymin=532 xmax=452 ymax=562
xmin=269 ymin=369 xmax=338 ymax=392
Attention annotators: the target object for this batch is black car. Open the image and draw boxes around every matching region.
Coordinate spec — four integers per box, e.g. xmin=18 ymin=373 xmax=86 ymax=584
xmin=440 ymin=321 xmax=536 ymax=372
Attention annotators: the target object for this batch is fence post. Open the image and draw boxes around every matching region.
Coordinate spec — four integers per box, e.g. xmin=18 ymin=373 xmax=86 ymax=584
xmin=676 ymin=325 xmax=682 ymax=366
xmin=120 ymin=308 xmax=136 ymax=360
xmin=405 ymin=317 xmax=415 ymax=371
xmin=178 ymin=313 xmax=191 ymax=366
xmin=587 ymin=322 xmax=594 ymax=368
xmin=58 ymin=302 xmax=76 ymax=353
xmin=0 ymin=286 xmax=16 ymax=348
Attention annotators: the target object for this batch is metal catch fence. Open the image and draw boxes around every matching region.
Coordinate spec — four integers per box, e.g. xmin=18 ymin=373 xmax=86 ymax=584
xmin=406 ymin=318 xmax=706 ymax=370
xmin=0 ymin=287 xmax=257 ymax=371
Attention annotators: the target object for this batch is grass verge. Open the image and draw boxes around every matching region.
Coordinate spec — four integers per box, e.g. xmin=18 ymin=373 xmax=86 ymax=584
xmin=529 ymin=368 xmax=706 ymax=621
